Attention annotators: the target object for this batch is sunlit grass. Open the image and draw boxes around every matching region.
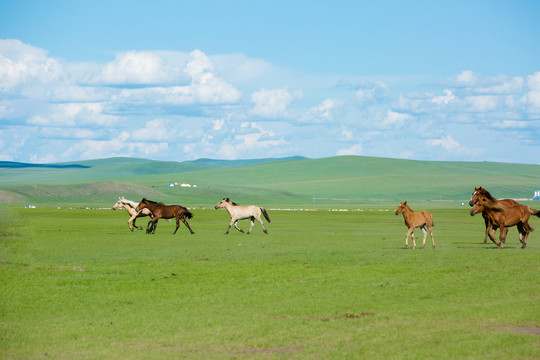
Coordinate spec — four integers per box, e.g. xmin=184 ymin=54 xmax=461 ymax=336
xmin=1 ymin=205 xmax=539 ymax=359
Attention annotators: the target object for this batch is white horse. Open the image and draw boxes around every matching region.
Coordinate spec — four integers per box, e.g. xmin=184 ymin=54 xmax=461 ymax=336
xmin=112 ymin=196 xmax=154 ymax=231
xmin=215 ymin=198 xmax=271 ymax=234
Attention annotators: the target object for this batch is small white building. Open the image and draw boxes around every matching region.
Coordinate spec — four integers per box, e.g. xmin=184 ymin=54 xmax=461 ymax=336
xmin=534 ymin=190 xmax=540 ymax=200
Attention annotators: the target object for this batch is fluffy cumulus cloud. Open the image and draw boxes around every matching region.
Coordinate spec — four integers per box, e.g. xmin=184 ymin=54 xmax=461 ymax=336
xmin=0 ymin=39 xmax=539 ymax=164
xmin=0 ymin=40 xmax=61 ymax=90
xmin=94 ymin=50 xmax=183 ymax=85
xmin=301 ymin=98 xmax=345 ymax=124
xmin=524 ymin=72 xmax=540 ymax=114
xmin=249 ymin=87 xmax=302 ymax=118
xmin=115 ymin=50 xmax=241 ymax=105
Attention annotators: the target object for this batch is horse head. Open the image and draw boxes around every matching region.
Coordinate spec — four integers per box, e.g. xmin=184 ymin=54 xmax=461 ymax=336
xmin=136 ymin=198 xmax=148 ymax=212
xmin=112 ymin=197 xmax=125 ymax=210
xmin=215 ymin=198 xmax=229 ymax=209
xmin=395 ymin=201 xmax=407 ymax=215
xmin=470 ymin=201 xmax=484 ymax=216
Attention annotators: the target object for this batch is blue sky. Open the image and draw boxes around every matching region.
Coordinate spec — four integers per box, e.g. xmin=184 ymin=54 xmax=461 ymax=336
xmin=1 ymin=0 xmax=539 ymax=164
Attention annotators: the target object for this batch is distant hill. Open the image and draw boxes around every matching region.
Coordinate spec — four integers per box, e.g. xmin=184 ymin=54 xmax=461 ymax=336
xmin=0 ymin=161 xmax=89 ymax=169
xmin=0 ymin=155 xmax=538 ymax=207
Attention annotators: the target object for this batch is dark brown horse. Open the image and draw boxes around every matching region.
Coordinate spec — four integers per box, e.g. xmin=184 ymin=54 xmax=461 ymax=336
xmin=469 ymin=187 xmax=521 ymax=245
xmin=395 ymin=201 xmax=435 ymax=249
xmin=136 ymin=198 xmax=195 ymax=235
xmin=469 ymin=188 xmax=539 ymax=248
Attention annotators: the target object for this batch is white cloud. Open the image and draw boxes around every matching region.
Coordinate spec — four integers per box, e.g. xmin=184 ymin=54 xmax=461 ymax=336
xmin=95 ymin=50 xmax=180 ymax=84
xmin=523 ymin=71 xmax=540 ymax=114
xmin=355 ymin=80 xmax=389 ymax=105
xmin=491 ymin=120 xmax=529 ymax=129
xmin=449 ymin=70 xmax=478 ymax=87
xmin=301 ymin=98 xmax=344 ymax=123
xmin=475 ymin=76 xmax=523 ymax=94
xmin=464 ymin=95 xmax=500 ymax=112
xmin=213 ymin=118 xmax=225 ymax=131
xmin=211 ymin=53 xmax=274 ymax=83
xmin=432 ymin=89 xmax=455 ymax=105
xmin=337 ymin=143 xmax=363 ymax=156
xmin=27 ymin=102 xmax=120 ymax=127
xmin=426 ymin=135 xmax=460 ymax=150
xmin=115 ymin=50 xmax=241 ymax=105
xmin=378 ymin=110 xmax=413 ymax=129
xmin=227 ymin=122 xmax=286 ymax=155
xmin=0 ymin=39 xmax=63 ymax=95
xmin=250 ymin=87 xmax=302 ymax=118
xmin=131 ymin=119 xmax=174 ymax=142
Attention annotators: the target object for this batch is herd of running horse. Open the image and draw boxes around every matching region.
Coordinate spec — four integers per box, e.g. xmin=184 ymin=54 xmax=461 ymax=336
xmin=112 ymin=187 xmax=540 ymax=249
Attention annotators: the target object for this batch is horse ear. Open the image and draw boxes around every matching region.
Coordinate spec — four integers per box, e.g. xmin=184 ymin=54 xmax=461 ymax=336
xmin=403 ymin=201 xmax=407 ymax=205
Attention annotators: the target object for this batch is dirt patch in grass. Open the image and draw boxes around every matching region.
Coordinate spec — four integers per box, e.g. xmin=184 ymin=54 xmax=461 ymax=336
xmin=504 ymin=327 xmax=540 ymax=336
xmin=230 ymin=345 xmax=304 ymax=355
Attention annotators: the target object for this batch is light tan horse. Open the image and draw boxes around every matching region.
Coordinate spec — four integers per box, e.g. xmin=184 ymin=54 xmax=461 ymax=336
xmin=215 ymin=198 xmax=271 ymax=234
xmin=395 ymin=201 xmax=435 ymax=249
xmin=112 ymin=196 xmax=154 ymax=231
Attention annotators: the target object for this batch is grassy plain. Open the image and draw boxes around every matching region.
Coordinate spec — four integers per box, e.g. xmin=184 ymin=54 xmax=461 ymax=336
xmin=2 ymin=156 xmax=540 ymax=207
xmin=1 ymin=203 xmax=539 ymax=359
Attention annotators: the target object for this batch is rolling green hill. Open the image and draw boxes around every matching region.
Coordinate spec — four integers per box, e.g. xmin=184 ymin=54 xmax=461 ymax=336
xmin=1 ymin=156 xmax=539 ymax=207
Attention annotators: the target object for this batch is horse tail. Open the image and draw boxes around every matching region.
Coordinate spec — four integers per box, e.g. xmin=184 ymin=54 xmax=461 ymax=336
xmin=530 ymin=208 xmax=540 ymax=218
xmin=184 ymin=209 xmax=194 ymax=219
xmin=260 ymin=207 xmax=271 ymax=223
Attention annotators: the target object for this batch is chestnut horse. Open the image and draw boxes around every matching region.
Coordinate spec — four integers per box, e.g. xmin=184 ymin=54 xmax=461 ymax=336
xmin=469 ymin=187 xmax=520 ymax=245
xmin=215 ymin=198 xmax=271 ymax=234
xmin=136 ymin=198 xmax=195 ymax=235
xmin=469 ymin=188 xmax=539 ymax=249
xmin=395 ymin=201 xmax=435 ymax=249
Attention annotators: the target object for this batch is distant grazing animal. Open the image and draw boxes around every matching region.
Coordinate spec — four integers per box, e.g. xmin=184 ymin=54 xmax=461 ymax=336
xmin=395 ymin=201 xmax=435 ymax=249
xmin=469 ymin=188 xmax=539 ymax=249
xmin=215 ymin=198 xmax=271 ymax=234
xmin=469 ymin=187 xmax=520 ymax=245
xmin=112 ymin=196 xmax=154 ymax=231
xmin=136 ymin=198 xmax=195 ymax=235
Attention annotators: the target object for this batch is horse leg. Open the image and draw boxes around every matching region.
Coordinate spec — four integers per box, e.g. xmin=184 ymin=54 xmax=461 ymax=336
xmin=499 ymin=227 xmax=509 ymax=249
xmin=132 ymin=215 xmax=143 ymax=231
xmin=420 ymin=226 xmax=427 ymax=249
xmin=151 ymin=220 xmax=158 ymax=234
xmin=127 ymin=214 xmax=135 ymax=231
xmin=172 ymin=218 xmax=180 ymax=235
xmin=247 ymin=217 xmax=255 ymax=234
xmin=483 ymin=220 xmax=491 ymax=245
xmin=429 ymin=225 xmax=435 ymax=249
xmin=518 ymin=223 xmax=530 ymax=249
xmin=488 ymin=227 xmax=500 ymax=247
xmin=405 ymin=228 xmax=414 ymax=249
xmin=233 ymin=220 xmax=244 ymax=233
xmin=522 ymin=227 xmax=530 ymax=249
xmin=256 ymin=216 xmax=268 ymax=234
xmin=181 ymin=217 xmax=195 ymax=234
xmin=146 ymin=220 xmax=153 ymax=234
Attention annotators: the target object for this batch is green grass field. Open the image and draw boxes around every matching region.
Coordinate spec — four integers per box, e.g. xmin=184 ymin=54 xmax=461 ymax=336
xmin=1 ymin=203 xmax=539 ymax=359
